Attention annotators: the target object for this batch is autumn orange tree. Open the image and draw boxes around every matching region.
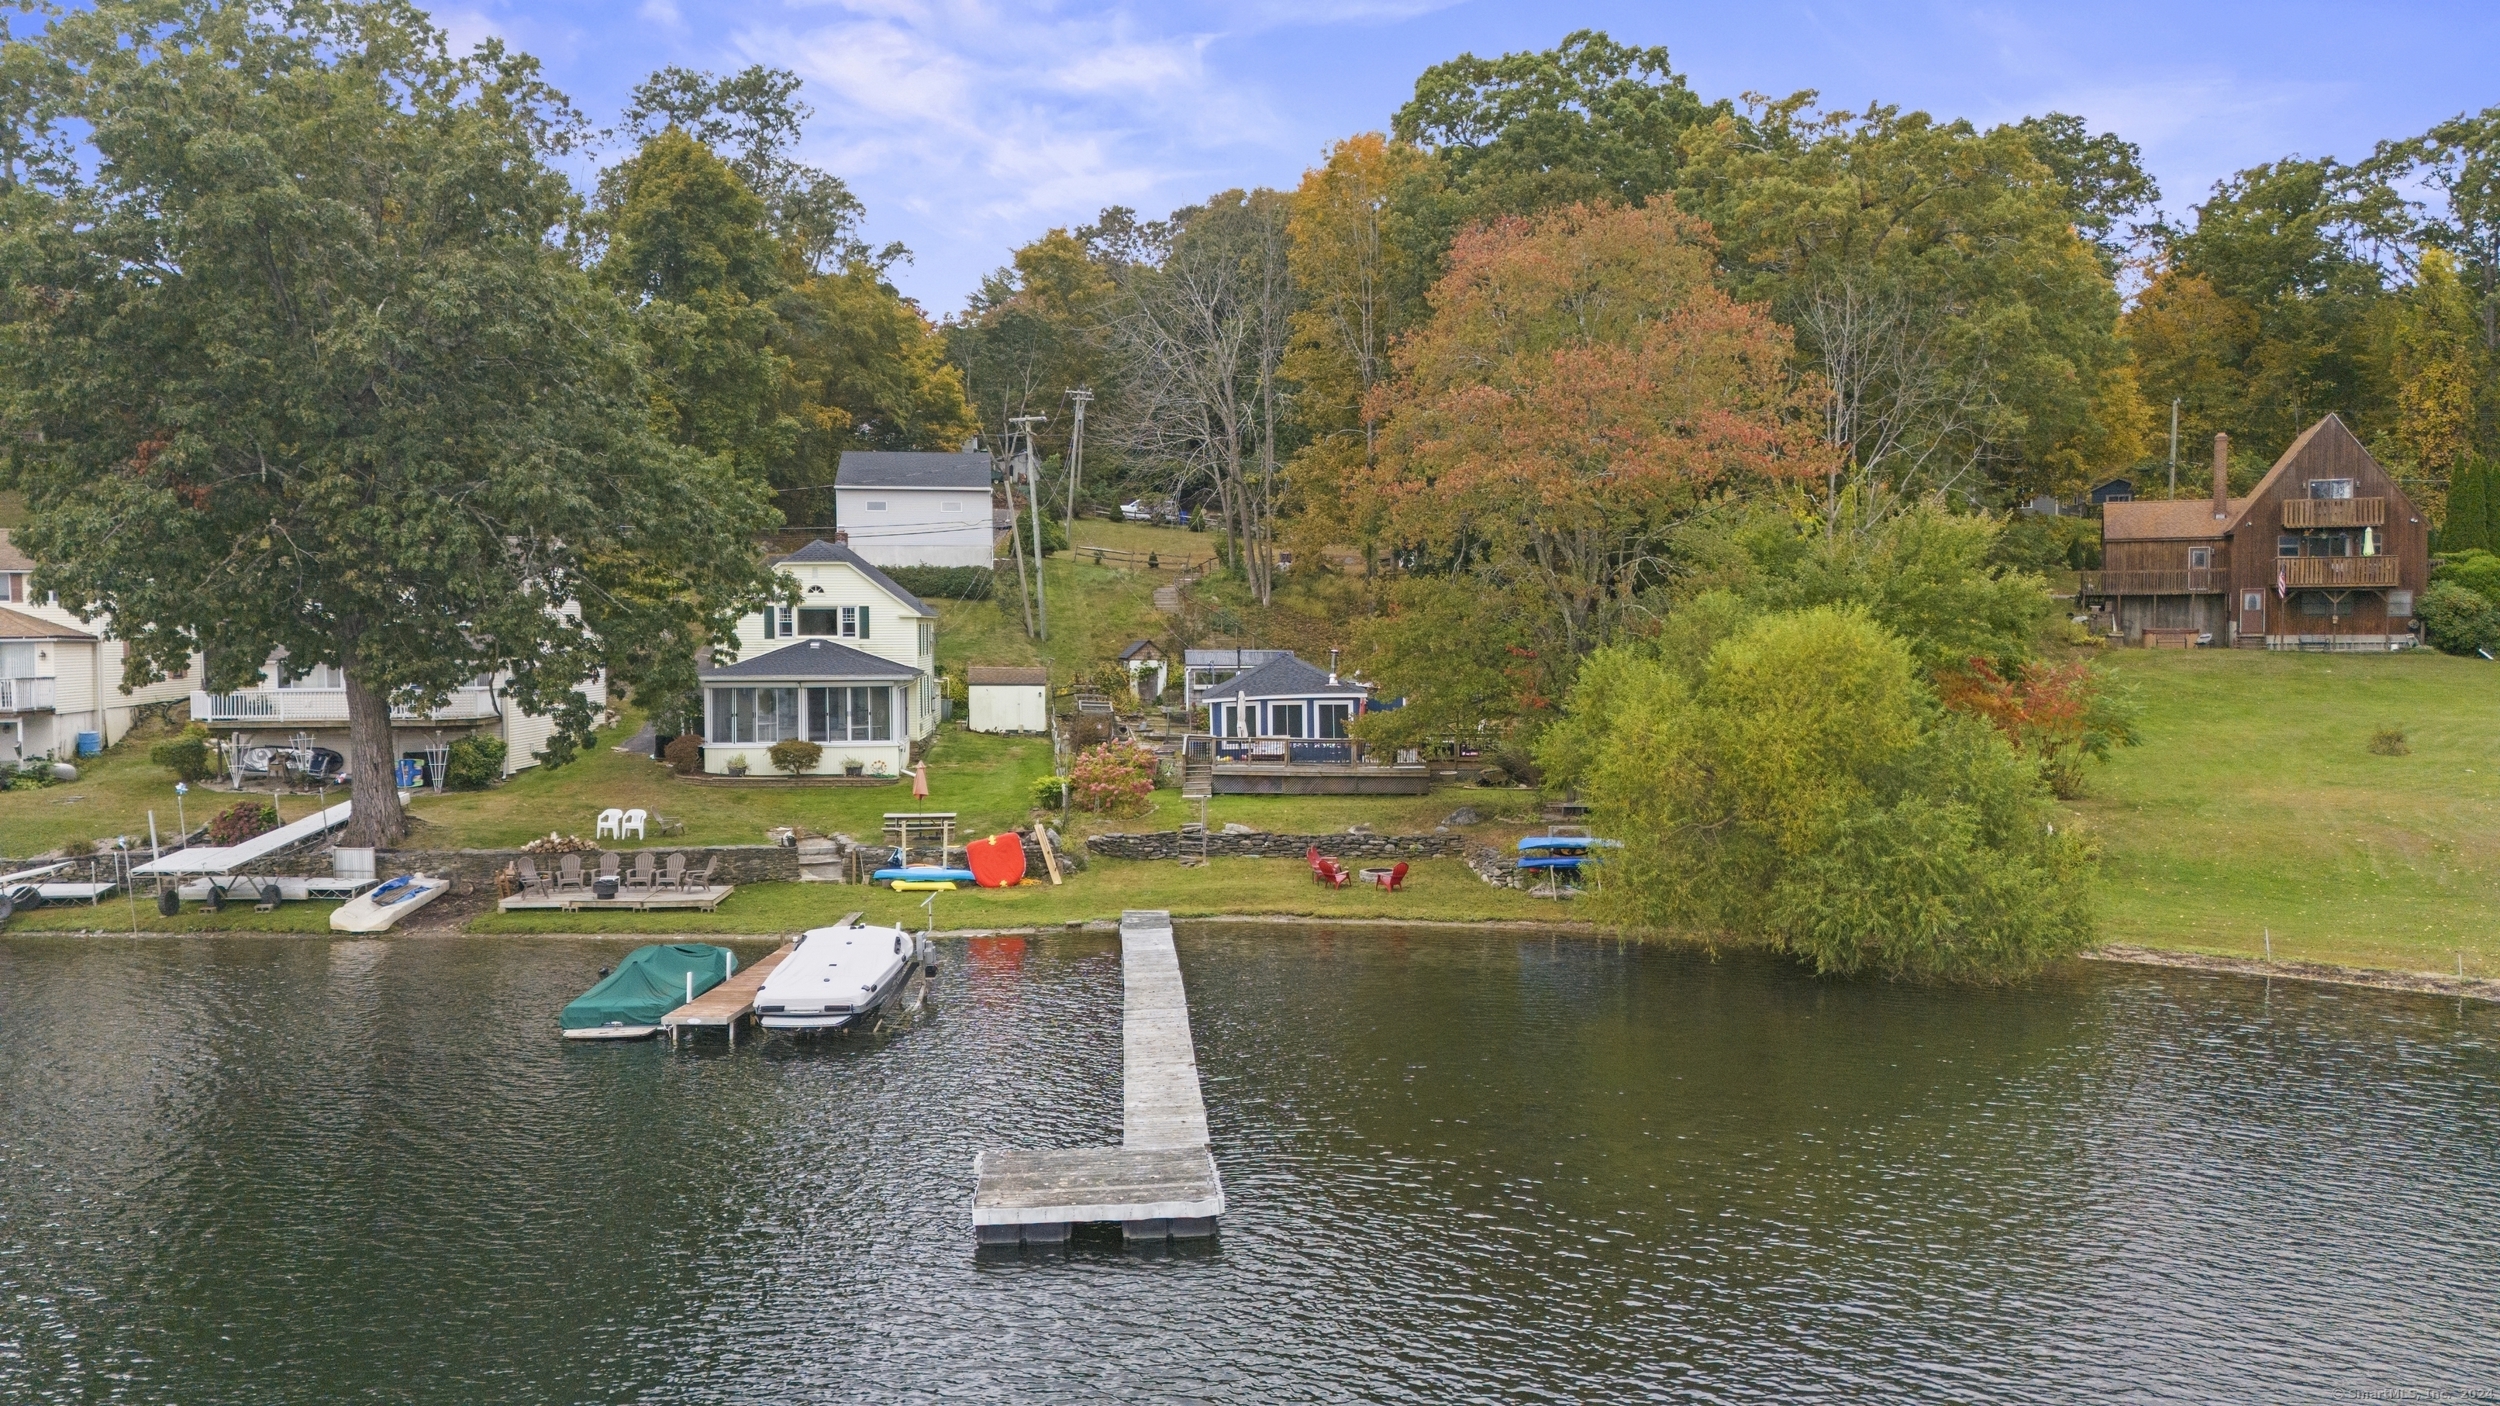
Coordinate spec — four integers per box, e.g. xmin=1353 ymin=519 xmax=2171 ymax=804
xmin=1348 ymin=201 xmax=1831 ymax=744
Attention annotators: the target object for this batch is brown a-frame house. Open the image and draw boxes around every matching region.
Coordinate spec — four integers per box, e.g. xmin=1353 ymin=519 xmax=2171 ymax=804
xmin=2081 ymin=415 xmax=2428 ymax=648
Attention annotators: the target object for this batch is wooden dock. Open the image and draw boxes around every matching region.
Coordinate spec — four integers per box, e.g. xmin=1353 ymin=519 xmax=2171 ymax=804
xmin=971 ymin=910 xmax=1224 ymax=1245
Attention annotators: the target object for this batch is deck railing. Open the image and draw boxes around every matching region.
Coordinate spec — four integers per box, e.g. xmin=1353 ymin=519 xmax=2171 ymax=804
xmin=0 ymin=675 xmax=57 ymax=712
xmin=2282 ymin=497 xmax=2386 ymax=529
xmin=192 ymin=686 xmax=500 ymax=724
xmin=2075 ymin=568 xmax=2227 ymax=595
xmin=2276 ymin=557 xmax=2401 ymax=588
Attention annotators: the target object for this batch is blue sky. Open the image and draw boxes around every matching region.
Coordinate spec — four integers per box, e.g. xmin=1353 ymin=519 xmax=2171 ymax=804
xmin=432 ymin=1 xmax=2500 ymax=315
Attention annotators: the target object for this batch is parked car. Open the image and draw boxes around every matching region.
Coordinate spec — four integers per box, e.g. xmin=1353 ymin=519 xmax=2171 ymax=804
xmin=1121 ymin=498 xmax=1179 ymax=524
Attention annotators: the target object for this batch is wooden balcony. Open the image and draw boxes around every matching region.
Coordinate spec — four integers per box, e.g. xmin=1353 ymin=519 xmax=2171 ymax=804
xmin=2276 ymin=556 xmax=2401 ymax=589
xmin=2282 ymin=497 xmax=2385 ymax=528
xmin=2075 ymin=568 xmax=2226 ymax=595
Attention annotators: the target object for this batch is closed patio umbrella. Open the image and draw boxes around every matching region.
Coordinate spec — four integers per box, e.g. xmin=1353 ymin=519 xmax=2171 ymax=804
xmin=912 ymin=762 xmax=929 ymax=799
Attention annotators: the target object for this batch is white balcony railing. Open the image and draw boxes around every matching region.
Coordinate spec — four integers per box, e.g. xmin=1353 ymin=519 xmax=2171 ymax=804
xmin=0 ymin=676 xmax=58 ymax=712
xmin=191 ymin=686 xmax=500 ymax=725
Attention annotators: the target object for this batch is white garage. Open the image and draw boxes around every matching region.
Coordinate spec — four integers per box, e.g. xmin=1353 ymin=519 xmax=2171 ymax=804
xmin=966 ymin=666 xmax=1050 ymax=734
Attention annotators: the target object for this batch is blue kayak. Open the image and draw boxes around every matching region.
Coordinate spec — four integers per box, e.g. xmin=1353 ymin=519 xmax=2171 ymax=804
xmin=871 ymin=866 xmax=977 ymax=883
xmin=1517 ymin=855 xmax=1596 ymax=870
xmin=1516 ymin=836 xmax=1623 ymax=852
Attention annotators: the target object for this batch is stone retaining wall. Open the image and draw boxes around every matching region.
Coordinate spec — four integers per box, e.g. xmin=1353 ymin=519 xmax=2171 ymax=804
xmin=378 ymin=844 xmax=802 ymax=888
xmin=1080 ymin=830 xmax=1465 ymax=862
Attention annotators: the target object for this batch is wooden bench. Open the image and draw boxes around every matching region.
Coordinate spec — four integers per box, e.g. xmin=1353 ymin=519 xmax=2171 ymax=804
xmin=2141 ymin=627 xmax=2207 ymax=649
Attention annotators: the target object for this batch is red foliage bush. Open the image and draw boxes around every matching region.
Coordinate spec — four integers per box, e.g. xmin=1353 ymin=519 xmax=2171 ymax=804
xmin=204 ymin=798 xmax=279 ymax=845
xmin=1068 ymin=741 xmax=1158 ymax=816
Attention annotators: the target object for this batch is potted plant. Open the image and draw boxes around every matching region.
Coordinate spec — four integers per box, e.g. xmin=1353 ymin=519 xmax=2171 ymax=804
xmin=843 ymin=758 xmax=864 ymax=777
xmin=725 ymin=754 xmax=749 ymax=777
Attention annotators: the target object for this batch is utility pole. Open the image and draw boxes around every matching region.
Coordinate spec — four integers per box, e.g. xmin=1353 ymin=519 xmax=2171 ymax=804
xmin=2168 ymin=398 xmax=2181 ymax=497
xmin=1010 ymin=413 xmax=1049 ymax=640
xmin=999 ymin=433 xmax=1035 ymax=638
xmin=1064 ymin=387 xmax=1091 ymax=546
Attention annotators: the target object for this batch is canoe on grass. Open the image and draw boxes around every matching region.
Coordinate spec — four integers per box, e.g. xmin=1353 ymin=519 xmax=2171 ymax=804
xmin=561 ymin=943 xmax=736 ymax=1040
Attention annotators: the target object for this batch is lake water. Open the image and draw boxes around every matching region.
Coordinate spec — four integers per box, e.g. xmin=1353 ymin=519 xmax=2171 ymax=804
xmin=2 ymin=927 xmax=2495 ymax=1403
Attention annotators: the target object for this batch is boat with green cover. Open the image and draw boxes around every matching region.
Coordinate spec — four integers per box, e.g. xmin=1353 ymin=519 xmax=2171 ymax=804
xmin=561 ymin=944 xmax=736 ymax=1040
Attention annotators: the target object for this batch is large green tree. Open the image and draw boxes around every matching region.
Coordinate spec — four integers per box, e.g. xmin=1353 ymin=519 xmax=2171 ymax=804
xmin=0 ymin=0 xmax=779 ymax=844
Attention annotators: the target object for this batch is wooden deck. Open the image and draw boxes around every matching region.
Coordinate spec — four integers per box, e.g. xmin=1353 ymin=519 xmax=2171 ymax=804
xmin=971 ymin=910 xmax=1224 ymax=1245
xmin=1212 ymin=762 xmax=1432 ymax=795
xmin=496 ymin=884 xmax=734 ymax=913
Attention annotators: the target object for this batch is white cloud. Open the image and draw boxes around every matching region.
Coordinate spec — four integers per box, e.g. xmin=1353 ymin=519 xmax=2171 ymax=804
xmin=638 ymin=0 xmax=684 ymax=29
xmin=722 ymin=1 xmax=1321 ymax=307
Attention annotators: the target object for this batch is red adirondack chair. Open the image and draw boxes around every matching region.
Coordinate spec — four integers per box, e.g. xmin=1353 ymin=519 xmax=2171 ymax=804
xmin=1308 ymin=846 xmax=1349 ymax=888
xmin=1369 ymin=860 xmax=1408 ymax=892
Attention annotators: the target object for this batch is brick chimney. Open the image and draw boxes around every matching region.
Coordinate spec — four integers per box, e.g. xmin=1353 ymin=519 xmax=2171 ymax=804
xmin=2211 ymin=432 xmax=2231 ymax=519
xmin=833 ymin=529 xmax=849 ymax=545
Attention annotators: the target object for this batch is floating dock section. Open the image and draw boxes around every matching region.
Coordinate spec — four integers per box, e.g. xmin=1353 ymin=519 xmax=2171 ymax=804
xmin=971 ymin=910 xmax=1224 ymax=1245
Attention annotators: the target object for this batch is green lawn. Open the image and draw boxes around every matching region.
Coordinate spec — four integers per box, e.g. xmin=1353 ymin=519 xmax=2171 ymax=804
xmin=469 ymin=857 xmax=1568 ymax=934
xmin=0 ymin=715 xmax=213 ymax=859
xmin=933 ymin=547 xmax=1177 ymax=685
xmin=2071 ymin=648 xmax=2500 ymax=975
xmin=406 ymin=718 xmax=1055 ymax=849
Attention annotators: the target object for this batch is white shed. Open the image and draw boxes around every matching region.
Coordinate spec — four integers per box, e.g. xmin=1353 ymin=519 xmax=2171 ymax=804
xmin=966 ymin=666 xmax=1050 ymax=734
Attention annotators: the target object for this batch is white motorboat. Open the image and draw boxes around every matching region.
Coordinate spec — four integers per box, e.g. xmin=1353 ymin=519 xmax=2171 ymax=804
xmin=329 ymin=873 xmax=450 ymax=933
xmin=755 ymin=923 xmax=922 ymax=1032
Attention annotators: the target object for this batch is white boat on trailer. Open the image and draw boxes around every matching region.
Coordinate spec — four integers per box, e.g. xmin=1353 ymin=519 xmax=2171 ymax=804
xmin=755 ymin=922 xmax=926 ymax=1032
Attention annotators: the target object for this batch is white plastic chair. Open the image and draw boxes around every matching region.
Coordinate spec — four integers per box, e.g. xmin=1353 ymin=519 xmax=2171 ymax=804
xmin=595 ymin=808 xmax=624 ymax=839
xmin=620 ymin=808 xmax=648 ymax=840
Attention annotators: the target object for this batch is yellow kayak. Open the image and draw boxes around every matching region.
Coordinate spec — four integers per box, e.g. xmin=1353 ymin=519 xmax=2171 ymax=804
xmin=889 ymin=879 xmax=959 ymax=892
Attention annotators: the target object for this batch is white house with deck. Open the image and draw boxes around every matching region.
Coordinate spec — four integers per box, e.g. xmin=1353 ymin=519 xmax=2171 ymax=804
xmin=833 ymin=450 xmax=995 ymax=568
xmin=698 ymin=538 xmax=940 ymax=778
xmin=0 ymin=530 xmax=198 ymax=760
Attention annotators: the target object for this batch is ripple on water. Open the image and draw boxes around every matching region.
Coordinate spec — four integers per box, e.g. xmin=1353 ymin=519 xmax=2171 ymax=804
xmin=0 ymin=928 xmax=2494 ymax=1403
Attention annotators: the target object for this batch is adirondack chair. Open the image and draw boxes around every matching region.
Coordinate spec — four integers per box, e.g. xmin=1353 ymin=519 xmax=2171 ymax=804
xmin=659 ymin=852 xmax=687 ymax=890
xmin=596 ymin=851 xmax=621 ymax=882
xmin=627 ymin=851 xmax=657 ymax=891
xmin=556 ymin=852 xmax=586 ymax=892
xmin=1369 ymin=860 xmax=1408 ymax=892
xmin=515 ymin=856 xmax=552 ymax=895
xmin=1307 ymin=846 xmax=1349 ymax=889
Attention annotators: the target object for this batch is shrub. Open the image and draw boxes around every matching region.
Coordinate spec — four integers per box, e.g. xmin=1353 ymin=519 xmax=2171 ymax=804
xmin=1936 ymin=656 xmax=2141 ymax=799
xmin=884 ymin=565 xmax=994 ymax=601
xmin=2432 ymin=548 xmax=2500 ymax=602
xmin=1068 ymin=741 xmax=1158 ymax=815
xmin=2369 ymin=725 xmax=2411 ymax=757
xmin=1542 ymin=607 xmax=2094 ymax=981
xmin=204 ymin=799 xmax=279 ymax=846
xmin=1030 ymin=774 xmax=1070 ymax=808
xmin=149 ymin=723 xmax=218 ymax=783
xmin=663 ymin=732 xmax=703 ymax=774
xmin=62 ymin=836 xmax=95 ymax=857
xmin=2417 ymin=581 xmax=2498 ymax=656
xmin=768 ymin=737 xmax=824 ymax=777
xmin=443 ymin=734 xmax=507 ymax=790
